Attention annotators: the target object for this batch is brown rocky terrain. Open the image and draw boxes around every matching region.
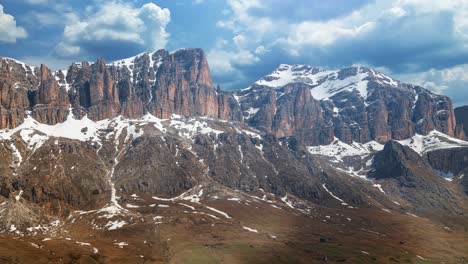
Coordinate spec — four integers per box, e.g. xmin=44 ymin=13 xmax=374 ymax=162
xmin=0 ymin=50 xmax=466 ymax=263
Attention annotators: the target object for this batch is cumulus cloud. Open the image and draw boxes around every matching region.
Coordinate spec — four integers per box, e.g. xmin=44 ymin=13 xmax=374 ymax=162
xmin=277 ymin=0 xmax=468 ymax=60
xmin=208 ymin=48 xmax=259 ymax=74
xmin=55 ymin=2 xmax=170 ymax=59
xmin=217 ymin=0 xmax=273 ymax=35
xmin=0 ymin=4 xmax=27 ymax=43
xmin=396 ymin=65 xmax=468 ymax=106
xmin=26 ymin=11 xmax=77 ymax=28
xmin=209 ymin=35 xmax=261 ymax=72
xmin=207 ymin=35 xmax=262 ymax=89
xmin=284 ymin=20 xmax=375 ymax=48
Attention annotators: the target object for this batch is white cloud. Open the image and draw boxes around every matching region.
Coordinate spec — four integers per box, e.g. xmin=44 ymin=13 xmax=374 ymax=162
xmin=254 ymin=45 xmax=269 ymax=55
xmin=232 ymin=34 xmax=247 ymax=48
xmin=26 ymin=11 xmax=78 ymax=28
xmin=285 ymin=20 xmax=375 ymax=48
xmin=0 ymin=4 xmax=27 ymax=43
xmin=29 ymin=12 xmax=62 ymax=26
xmin=216 ymin=0 xmax=468 ymax=54
xmin=398 ymin=64 xmax=468 ymax=87
xmin=208 ymin=49 xmax=259 ymax=74
xmin=396 ymin=64 xmax=468 ymax=105
xmin=56 ymin=2 xmax=170 ymax=57
xmin=217 ymin=0 xmax=273 ymax=35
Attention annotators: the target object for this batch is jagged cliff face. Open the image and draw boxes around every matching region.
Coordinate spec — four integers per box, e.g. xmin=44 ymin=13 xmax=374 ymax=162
xmin=0 ymin=49 xmax=241 ymax=129
xmin=235 ymin=64 xmax=460 ymax=145
xmin=0 ymin=59 xmax=38 ymax=128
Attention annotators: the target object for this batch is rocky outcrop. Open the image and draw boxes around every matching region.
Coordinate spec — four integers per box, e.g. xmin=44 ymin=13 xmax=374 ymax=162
xmin=370 ymin=141 xmax=431 ymax=183
xmin=147 ymin=49 xmax=219 ymax=118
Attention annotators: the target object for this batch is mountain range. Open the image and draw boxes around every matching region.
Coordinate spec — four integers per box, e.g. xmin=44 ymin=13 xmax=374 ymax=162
xmin=0 ymin=48 xmax=467 ymax=263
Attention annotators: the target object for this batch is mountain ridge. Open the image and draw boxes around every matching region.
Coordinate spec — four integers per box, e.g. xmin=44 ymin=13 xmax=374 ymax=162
xmin=1 ymin=49 xmax=463 ymax=146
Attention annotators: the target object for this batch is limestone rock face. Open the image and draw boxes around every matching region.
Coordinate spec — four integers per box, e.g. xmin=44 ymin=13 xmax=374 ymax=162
xmin=0 ymin=58 xmax=38 ymax=128
xmin=412 ymin=87 xmax=457 ymax=137
xmin=65 ymin=48 xmax=238 ymax=121
xmin=31 ymin=65 xmax=70 ymax=124
xmin=149 ymin=49 xmax=217 ymax=118
xmin=217 ymin=92 xmax=243 ymax=120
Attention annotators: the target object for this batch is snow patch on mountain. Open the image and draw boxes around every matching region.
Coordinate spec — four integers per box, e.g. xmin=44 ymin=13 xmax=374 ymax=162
xmin=0 ymin=111 xmax=239 ymax=152
xmin=397 ymin=130 xmax=468 ymax=154
xmin=253 ymin=64 xmax=401 ymax=100
xmin=308 ymin=131 xmax=467 ymax=160
xmin=310 ymin=68 xmax=370 ymax=100
xmin=308 ymin=138 xmax=384 ymax=162
xmin=255 ymin=64 xmax=331 ymax=88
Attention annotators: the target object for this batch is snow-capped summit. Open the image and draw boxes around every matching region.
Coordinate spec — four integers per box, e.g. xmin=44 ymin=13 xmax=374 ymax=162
xmin=254 ymin=64 xmax=401 ymax=100
xmin=255 ymin=64 xmax=331 ymax=89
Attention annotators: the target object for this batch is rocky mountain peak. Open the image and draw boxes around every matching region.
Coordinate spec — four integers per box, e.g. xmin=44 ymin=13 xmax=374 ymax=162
xmin=254 ymin=64 xmax=402 ymax=99
xmin=235 ymin=63 xmax=460 ymax=145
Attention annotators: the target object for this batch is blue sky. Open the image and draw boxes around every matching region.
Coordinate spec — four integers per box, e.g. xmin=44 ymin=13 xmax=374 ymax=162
xmin=1 ymin=0 xmax=467 ymax=106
